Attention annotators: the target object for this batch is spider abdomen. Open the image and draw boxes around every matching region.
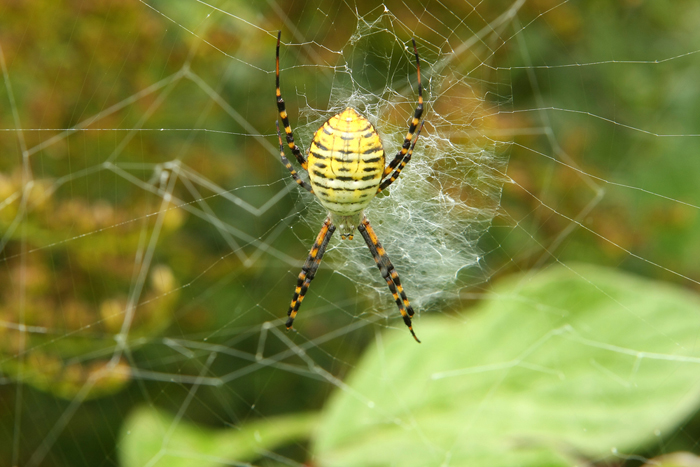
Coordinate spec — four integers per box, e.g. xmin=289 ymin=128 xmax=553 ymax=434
xmin=307 ymin=107 xmax=385 ymax=216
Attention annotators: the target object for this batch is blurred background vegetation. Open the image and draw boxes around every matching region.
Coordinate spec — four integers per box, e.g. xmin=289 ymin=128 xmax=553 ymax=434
xmin=1 ymin=0 xmax=699 ymax=466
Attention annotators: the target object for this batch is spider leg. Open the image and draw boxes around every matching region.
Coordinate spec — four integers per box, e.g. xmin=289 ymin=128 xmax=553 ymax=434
xmin=357 ymin=216 xmax=420 ymax=343
xmin=286 ymin=217 xmax=336 ymax=331
xmin=381 ymin=39 xmax=423 ymax=185
xmin=377 ymin=121 xmax=424 ymax=193
xmin=276 ymin=31 xmax=308 ymax=170
xmin=277 ymin=121 xmax=313 ymax=193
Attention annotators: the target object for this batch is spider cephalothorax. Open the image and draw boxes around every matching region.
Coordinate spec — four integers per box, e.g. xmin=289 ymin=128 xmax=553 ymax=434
xmin=275 ymin=31 xmax=424 ymax=342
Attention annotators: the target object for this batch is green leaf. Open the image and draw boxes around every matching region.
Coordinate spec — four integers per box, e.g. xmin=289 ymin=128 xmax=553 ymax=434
xmin=312 ymin=264 xmax=700 ymax=466
xmin=643 ymin=452 xmax=700 ymax=467
xmin=119 ymin=405 xmax=318 ymax=467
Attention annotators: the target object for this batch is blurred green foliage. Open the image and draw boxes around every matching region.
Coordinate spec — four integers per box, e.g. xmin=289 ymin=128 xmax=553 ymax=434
xmin=119 ymin=406 xmax=318 ymax=467
xmin=119 ymin=264 xmax=700 ymax=466
xmin=494 ymin=0 xmax=700 ymax=284
xmin=312 ymin=264 xmax=700 ymax=466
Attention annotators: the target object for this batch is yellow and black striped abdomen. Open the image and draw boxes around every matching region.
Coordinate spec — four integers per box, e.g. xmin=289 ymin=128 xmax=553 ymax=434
xmin=307 ymin=108 xmax=385 ymax=216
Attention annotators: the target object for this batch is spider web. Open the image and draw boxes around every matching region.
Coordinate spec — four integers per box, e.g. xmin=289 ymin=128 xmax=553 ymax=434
xmin=1 ymin=0 xmax=700 ymax=466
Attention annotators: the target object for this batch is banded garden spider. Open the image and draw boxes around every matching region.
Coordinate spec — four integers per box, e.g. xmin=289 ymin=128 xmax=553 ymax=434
xmin=275 ymin=32 xmax=424 ymax=342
